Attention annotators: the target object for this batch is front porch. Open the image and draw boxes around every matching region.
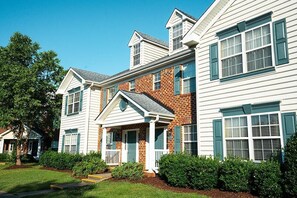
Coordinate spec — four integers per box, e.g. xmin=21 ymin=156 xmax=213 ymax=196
xmin=96 ymin=90 xmax=174 ymax=172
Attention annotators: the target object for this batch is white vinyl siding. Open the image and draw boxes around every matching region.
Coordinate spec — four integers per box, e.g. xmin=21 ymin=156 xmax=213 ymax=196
xmin=195 ymin=0 xmax=297 ymax=157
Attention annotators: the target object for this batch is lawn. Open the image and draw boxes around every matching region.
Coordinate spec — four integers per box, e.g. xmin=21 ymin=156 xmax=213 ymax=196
xmin=30 ymin=180 xmax=205 ymax=198
xmin=0 ymin=164 xmax=79 ymax=193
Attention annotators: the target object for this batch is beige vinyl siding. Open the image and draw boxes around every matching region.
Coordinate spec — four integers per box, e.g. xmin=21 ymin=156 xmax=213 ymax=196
xmin=58 ymin=76 xmax=87 ymax=153
xmin=103 ymin=100 xmax=145 ymax=128
xmin=196 ymin=0 xmax=297 ymax=156
xmin=87 ymin=87 xmax=101 ymax=152
xmin=142 ymin=42 xmax=168 ymax=65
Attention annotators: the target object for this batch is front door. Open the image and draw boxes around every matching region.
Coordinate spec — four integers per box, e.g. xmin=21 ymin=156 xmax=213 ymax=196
xmin=127 ymin=131 xmax=137 ymax=162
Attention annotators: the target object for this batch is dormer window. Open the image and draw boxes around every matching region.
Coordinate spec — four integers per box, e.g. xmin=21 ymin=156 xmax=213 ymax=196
xmin=133 ymin=43 xmax=140 ymax=66
xmin=173 ymin=23 xmax=183 ymax=50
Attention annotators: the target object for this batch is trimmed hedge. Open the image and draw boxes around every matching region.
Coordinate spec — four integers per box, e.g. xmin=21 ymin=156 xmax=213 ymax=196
xmin=218 ymin=157 xmax=253 ymax=192
xmin=72 ymin=157 xmax=107 ymax=177
xmin=39 ymin=151 xmax=82 ymax=170
xmin=111 ymin=162 xmax=144 ymax=180
xmin=159 ymin=153 xmax=219 ymax=189
xmin=251 ymin=161 xmax=282 ymax=198
xmin=283 ymin=132 xmax=297 ymax=197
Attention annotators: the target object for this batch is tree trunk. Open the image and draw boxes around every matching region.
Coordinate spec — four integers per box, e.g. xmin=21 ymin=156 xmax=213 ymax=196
xmin=15 ymin=122 xmax=25 ymax=166
xmin=16 ymin=143 xmax=22 ymax=166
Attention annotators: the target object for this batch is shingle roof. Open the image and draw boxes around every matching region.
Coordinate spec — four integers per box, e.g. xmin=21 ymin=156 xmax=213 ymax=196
xmin=121 ymin=90 xmax=174 ymax=116
xmin=176 ymin=8 xmax=198 ymax=21
xmin=0 ymin=128 xmax=8 ymax=134
xmin=137 ymin=31 xmax=169 ymax=48
xmin=71 ymin=67 xmax=110 ymax=83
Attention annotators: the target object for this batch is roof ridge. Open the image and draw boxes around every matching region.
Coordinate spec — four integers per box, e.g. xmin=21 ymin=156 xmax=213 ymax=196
xmin=71 ymin=67 xmax=110 ymax=77
xmin=136 ymin=31 xmax=169 ymax=48
xmin=175 ymin=8 xmax=198 ymax=21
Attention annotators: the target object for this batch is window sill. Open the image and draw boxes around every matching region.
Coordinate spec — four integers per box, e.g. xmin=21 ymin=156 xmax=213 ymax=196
xmin=220 ymin=67 xmax=275 ymax=82
xmin=66 ymin=112 xmax=79 ymax=116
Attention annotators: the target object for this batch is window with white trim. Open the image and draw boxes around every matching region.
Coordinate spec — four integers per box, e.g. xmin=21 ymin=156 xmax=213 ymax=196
xmin=182 ymin=62 xmax=196 ymax=94
xmin=108 ymin=87 xmax=115 ymax=102
xmin=106 ymin=132 xmax=114 ymax=150
xmin=153 ymin=72 xmax=161 ymax=90
xmin=172 ymin=23 xmax=183 ymax=50
xmin=129 ymin=80 xmax=135 ymax=92
xmin=67 ymin=91 xmax=80 ymax=114
xmin=220 ymin=23 xmax=273 ymax=78
xmin=64 ymin=133 xmax=78 ymax=154
xmin=183 ymin=125 xmax=197 ymax=155
xmin=224 ymin=112 xmax=282 ymax=161
xmin=133 ymin=43 xmax=140 ymax=66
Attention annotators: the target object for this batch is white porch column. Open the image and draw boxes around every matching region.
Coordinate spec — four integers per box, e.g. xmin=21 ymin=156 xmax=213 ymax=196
xmin=101 ymin=128 xmax=107 ymax=162
xmin=0 ymin=138 xmax=3 ymax=153
xmin=149 ymin=120 xmax=155 ymax=172
xmin=37 ymin=139 xmax=41 ymax=158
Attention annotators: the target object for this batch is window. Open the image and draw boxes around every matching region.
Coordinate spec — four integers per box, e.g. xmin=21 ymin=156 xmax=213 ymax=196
xmin=153 ymin=72 xmax=161 ymax=90
xmin=224 ymin=112 xmax=282 ymax=161
xmin=67 ymin=91 xmax=80 ymax=114
xmin=173 ymin=23 xmax=183 ymax=50
xmin=220 ymin=23 xmax=273 ymax=78
xmin=183 ymin=125 xmax=197 ymax=155
xmin=129 ymin=80 xmax=135 ymax=92
xmin=182 ymin=62 xmax=196 ymax=94
xmin=133 ymin=43 xmax=140 ymax=66
xmin=64 ymin=133 xmax=78 ymax=154
xmin=106 ymin=132 xmax=114 ymax=150
xmin=108 ymin=87 xmax=115 ymax=102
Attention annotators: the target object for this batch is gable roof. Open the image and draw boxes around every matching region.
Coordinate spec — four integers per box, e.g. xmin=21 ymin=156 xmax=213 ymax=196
xmin=176 ymin=8 xmax=198 ymax=21
xmin=183 ymin=0 xmax=235 ymax=46
xmin=71 ymin=67 xmax=110 ymax=83
xmin=128 ymin=31 xmax=168 ymax=49
xmin=121 ymin=91 xmax=173 ymax=116
xmin=166 ymin=8 xmax=197 ymax=28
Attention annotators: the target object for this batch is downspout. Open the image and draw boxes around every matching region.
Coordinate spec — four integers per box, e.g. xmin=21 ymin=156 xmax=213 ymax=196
xmin=84 ymin=82 xmax=94 ymax=154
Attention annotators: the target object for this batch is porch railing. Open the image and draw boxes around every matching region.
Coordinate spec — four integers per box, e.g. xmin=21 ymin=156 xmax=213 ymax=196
xmin=155 ymin=149 xmax=169 ymax=168
xmin=105 ymin=149 xmax=121 ymax=165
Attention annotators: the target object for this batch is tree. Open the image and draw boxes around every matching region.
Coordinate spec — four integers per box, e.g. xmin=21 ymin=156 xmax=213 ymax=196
xmin=0 ymin=32 xmax=65 ymax=165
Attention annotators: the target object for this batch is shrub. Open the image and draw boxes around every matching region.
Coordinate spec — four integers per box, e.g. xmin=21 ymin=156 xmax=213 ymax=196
xmin=39 ymin=151 xmax=82 ymax=170
xmin=219 ymin=157 xmax=254 ymax=192
xmin=251 ymin=161 xmax=282 ymax=198
xmin=187 ymin=156 xmax=220 ymax=190
xmin=72 ymin=158 xmax=107 ymax=177
xmin=283 ymin=132 xmax=297 ymax=197
xmin=82 ymin=151 xmax=101 ymax=161
xmin=159 ymin=153 xmax=191 ymax=187
xmin=111 ymin=162 xmax=144 ymax=180
xmin=0 ymin=153 xmax=10 ymax=162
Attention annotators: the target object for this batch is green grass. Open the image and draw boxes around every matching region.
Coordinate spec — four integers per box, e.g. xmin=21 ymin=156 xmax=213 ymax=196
xmin=0 ymin=164 xmax=79 ymax=193
xmin=31 ymin=180 xmax=206 ymax=198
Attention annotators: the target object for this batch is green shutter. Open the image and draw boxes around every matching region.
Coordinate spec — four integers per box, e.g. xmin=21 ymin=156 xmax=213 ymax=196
xmin=273 ymin=18 xmax=289 ymax=65
xmin=61 ymin=135 xmax=65 ymax=152
xmin=174 ymin=66 xmax=180 ymax=95
xmin=103 ymin=88 xmax=107 ymax=108
xmin=112 ymin=132 xmax=116 ymax=149
xmin=76 ymin=133 xmax=80 ymax=154
xmin=213 ymin=119 xmax=223 ymax=160
xmin=282 ymin=112 xmax=296 ymax=145
xmin=210 ymin=43 xmax=219 ymax=80
xmin=79 ymin=90 xmax=83 ymax=111
xmin=64 ymin=96 xmax=68 ymax=115
xmin=174 ymin=126 xmax=181 ymax=152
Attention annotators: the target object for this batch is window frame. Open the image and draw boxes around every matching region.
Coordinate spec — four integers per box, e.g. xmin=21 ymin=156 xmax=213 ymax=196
xmin=129 ymin=80 xmax=135 ymax=92
xmin=222 ymin=111 xmax=284 ymax=161
xmin=172 ymin=23 xmax=183 ymax=50
xmin=153 ymin=72 xmax=161 ymax=90
xmin=64 ymin=133 xmax=78 ymax=154
xmin=181 ymin=63 xmax=196 ymax=94
xmin=182 ymin=124 xmax=197 ymax=155
xmin=67 ymin=91 xmax=81 ymax=115
xmin=218 ymin=21 xmax=276 ymax=79
xmin=133 ymin=43 xmax=140 ymax=66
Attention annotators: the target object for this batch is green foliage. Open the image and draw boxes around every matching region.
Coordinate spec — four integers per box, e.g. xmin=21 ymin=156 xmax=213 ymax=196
xmin=72 ymin=157 xmax=107 ymax=177
xmin=251 ymin=161 xmax=282 ymax=198
xmin=159 ymin=153 xmax=190 ymax=187
xmin=283 ymin=132 xmax=297 ymax=197
xmin=159 ymin=153 xmax=219 ymax=189
xmin=0 ymin=32 xmax=65 ymax=164
xmin=111 ymin=162 xmax=144 ymax=180
xmin=218 ymin=157 xmax=254 ymax=192
xmin=82 ymin=151 xmax=101 ymax=161
xmin=0 ymin=153 xmax=10 ymax=162
xmin=39 ymin=151 xmax=82 ymax=170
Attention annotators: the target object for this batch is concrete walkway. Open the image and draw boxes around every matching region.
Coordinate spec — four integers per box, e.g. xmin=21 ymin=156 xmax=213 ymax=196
xmin=0 ymin=191 xmax=18 ymax=198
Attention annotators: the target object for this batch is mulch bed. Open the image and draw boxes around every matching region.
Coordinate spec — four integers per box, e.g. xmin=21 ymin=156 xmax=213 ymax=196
xmin=110 ymin=176 xmax=257 ymax=198
xmin=4 ymin=165 xmax=32 ymax=169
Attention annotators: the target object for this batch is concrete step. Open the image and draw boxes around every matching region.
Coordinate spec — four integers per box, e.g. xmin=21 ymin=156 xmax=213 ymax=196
xmin=81 ymin=178 xmax=98 ymax=184
xmin=88 ymin=175 xmax=103 ymax=180
xmin=81 ymin=173 xmax=112 ymax=184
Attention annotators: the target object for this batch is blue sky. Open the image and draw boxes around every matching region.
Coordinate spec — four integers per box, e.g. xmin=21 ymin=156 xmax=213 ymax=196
xmin=0 ymin=0 xmax=214 ymax=75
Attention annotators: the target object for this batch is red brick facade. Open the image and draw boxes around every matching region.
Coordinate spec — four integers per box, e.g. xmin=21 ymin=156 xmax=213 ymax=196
xmin=98 ymin=61 xmax=196 ymax=167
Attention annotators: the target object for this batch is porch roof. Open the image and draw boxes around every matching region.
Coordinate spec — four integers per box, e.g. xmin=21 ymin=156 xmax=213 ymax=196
xmin=96 ymin=90 xmax=174 ymax=127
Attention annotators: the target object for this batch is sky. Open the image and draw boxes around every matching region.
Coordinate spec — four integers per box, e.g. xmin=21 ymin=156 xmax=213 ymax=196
xmin=0 ymin=0 xmax=214 ymax=75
